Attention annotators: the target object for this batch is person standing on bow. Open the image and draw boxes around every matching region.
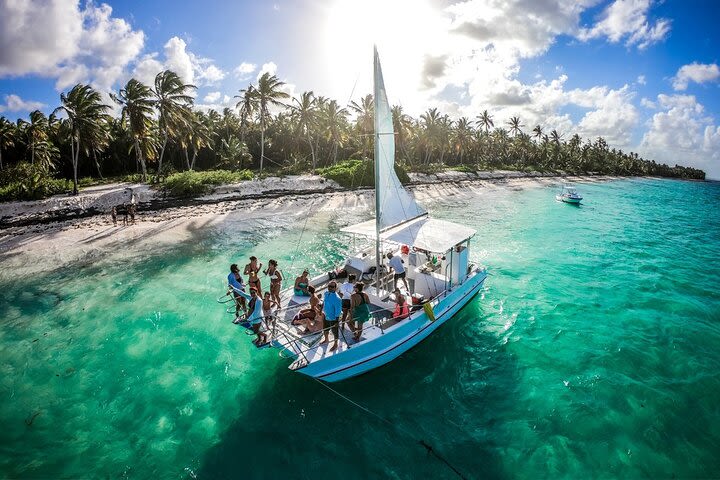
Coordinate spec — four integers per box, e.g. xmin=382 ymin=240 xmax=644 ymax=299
xmin=234 ymin=287 xmax=267 ymax=345
xmin=264 ymin=259 xmax=283 ymax=308
xmin=387 ymin=252 xmax=409 ymax=292
xmin=321 ymin=282 xmax=343 ymax=352
xmin=244 ymin=256 xmax=263 ymax=296
xmin=227 ymin=263 xmax=247 ymax=319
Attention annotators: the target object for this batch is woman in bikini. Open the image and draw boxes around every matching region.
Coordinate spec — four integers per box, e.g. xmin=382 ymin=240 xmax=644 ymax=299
xmin=264 ymin=259 xmax=283 ymax=307
xmin=291 ymin=285 xmax=318 ymax=325
xmin=244 ymin=256 xmax=263 ymax=296
xmin=294 ymin=270 xmax=310 ymax=296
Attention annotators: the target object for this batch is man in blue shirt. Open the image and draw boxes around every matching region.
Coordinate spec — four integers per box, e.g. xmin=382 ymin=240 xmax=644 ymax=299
xmin=321 ymin=282 xmax=343 ymax=352
xmin=227 ymin=264 xmax=246 ymax=318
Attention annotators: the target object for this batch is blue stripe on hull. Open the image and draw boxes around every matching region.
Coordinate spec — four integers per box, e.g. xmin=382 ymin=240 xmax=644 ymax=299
xmin=295 ymin=270 xmax=487 ymax=382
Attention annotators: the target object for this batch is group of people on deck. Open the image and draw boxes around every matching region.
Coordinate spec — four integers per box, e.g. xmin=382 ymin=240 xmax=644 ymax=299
xmin=227 ymin=249 xmax=412 ymax=349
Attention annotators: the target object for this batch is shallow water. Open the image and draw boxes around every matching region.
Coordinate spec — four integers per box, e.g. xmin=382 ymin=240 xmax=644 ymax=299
xmin=1 ymin=178 xmax=719 ymax=479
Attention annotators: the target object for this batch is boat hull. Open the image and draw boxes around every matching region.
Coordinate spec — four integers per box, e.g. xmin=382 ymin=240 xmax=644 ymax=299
xmin=556 ymin=194 xmax=582 ymax=204
xmin=293 ymin=269 xmax=487 ymax=382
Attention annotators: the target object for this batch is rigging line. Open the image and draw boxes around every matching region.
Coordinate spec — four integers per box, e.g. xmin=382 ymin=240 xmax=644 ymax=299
xmin=311 ymin=377 xmax=469 ymax=480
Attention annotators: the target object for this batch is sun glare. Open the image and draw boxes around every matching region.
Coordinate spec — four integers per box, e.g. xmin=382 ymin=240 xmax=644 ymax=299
xmin=323 ymin=0 xmax=443 ymax=107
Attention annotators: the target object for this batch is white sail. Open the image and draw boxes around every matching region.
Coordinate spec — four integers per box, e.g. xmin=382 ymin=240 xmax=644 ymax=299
xmin=374 ymin=47 xmax=426 ymax=231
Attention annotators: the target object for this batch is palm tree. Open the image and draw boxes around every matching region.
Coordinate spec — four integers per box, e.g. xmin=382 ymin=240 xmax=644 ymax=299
xmin=112 ymin=79 xmax=155 ymax=181
xmin=532 ymin=124 xmax=544 ymax=141
xmin=235 ymin=85 xmax=256 ymax=145
xmin=507 ymin=116 xmax=524 ymax=137
xmin=349 ymin=94 xmax=374 ymax=158
xmin=0 ymin=117 xmax=16 ymax=170
xmin=292 ymin=91 xmax=318 ymax=168
xmin=321 ymin=99 xmax=348 ymax=165
xmin=219 ymin=135 xmax=251 ymax=170
xmin=452 ymin=117 xmax=474 ymax=165
xmin=54 ymin=84 xmax=111 ymax=194
xmin=153 ymin=70 xmax=196 ymax=179
xmin=20 ymin=110 xmax=50 ymax=164
xmin=254 ymin=72 xmax=290 ymax=171
xmin=475 ymin=110 xmax=494 ymax=134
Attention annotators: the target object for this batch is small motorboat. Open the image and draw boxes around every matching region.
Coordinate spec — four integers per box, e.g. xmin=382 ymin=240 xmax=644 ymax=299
xmin=556 ymin=185 xmax=582 ymax=204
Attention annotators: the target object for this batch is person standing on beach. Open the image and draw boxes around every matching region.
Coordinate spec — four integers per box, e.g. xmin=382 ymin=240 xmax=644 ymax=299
xmin=244 ymin=256 xmax=262 ymax=296
xmin=111 ymin=206 xmax=117 ymax=226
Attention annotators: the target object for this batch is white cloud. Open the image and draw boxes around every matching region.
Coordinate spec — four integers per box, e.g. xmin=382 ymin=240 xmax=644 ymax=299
xmin=573 ymin=85 xmax=639 ymax=147
xmin=257 ymin=62 xmax=278 ymax=80
xmin=0 ymin=1 xmax=144 ymax=94
xmin=163 ymin=37 xmax=195 ymax=84
xmin=203 ymin=91 xmax=221 ymax=103
xmin=199 ymin=64 xmax=225 ymax=84
xmin=577 ymin=0 xmax=670 ymax=50
xmin=672 ymin=62 xmax=720 ymax=91
xmin=637 ymin=75 xmax=646 ymax=85
xmin=234 ymin=62 xmax=256 ymax=80
xmin=640 ymin=97 xmax=656 ymax=109
xmin=640 ymin=94 xmax=719 ymax=179
xmin=0 ymin=94 xmax=46 ymax=113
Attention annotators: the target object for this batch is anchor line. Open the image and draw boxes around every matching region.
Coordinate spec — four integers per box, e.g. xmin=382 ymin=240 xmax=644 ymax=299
xmin=311 ymin=377 xmax=469 ymax=480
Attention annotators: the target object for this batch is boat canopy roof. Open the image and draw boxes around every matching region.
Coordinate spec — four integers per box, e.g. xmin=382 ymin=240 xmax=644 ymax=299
xmin=341 ymin=215 xmax=476 ymax=253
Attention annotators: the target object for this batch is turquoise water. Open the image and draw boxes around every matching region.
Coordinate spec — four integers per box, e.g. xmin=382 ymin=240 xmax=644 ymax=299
xmin=1 ymin=178 xmax=719 ymax=479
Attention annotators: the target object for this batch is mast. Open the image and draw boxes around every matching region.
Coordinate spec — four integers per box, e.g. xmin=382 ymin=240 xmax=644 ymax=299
xmin=373 ymin=46 xmax=381 ymax=291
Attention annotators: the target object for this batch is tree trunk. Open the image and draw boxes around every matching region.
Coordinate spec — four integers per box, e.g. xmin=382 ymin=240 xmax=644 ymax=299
xmin=190 ymin=150 xmax=198 ymax=171
xmin=184 ymin=148 xmax=191 ymax=170
xmin=72 ymin=138 xmax=79 ymax=195
xmin=135 ymin=138 xmax=147 ymax=181
xmin=157 ymin=133 xmax=168 ymax=180
xmin=93 ymin=150 xmax=103 ymax=179
xmin=307 ymin=131 xmax=316 ymax=169
xmin=0 ymin=149 xmax=3 ymax=170
xmin=260 ymin=120 xmax=265 ymax=172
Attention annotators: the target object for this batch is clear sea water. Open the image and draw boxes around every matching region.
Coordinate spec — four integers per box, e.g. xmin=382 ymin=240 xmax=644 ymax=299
xmin=1 ymin=178 xmax=719 ymax=479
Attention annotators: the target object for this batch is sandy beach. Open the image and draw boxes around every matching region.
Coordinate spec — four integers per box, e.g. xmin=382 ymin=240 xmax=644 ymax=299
xmin=0 ymin=172 xmax=618 ymax=275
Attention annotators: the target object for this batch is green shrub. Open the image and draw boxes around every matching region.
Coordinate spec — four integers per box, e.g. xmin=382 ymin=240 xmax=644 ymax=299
xmin=316 ymin=159 xmax=410 ymax=188
xmin=163 ymin=169 xmax=254 ymax=197
xmin=0 ymin=163 xmax=72 ymax=201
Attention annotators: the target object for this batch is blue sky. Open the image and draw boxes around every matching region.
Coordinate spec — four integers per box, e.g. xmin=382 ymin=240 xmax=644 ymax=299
xmin=1 ymin=0 xmax=719 ymax=178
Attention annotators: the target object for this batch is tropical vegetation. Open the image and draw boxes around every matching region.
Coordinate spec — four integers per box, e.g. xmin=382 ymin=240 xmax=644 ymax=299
xmin=0 ymin=69 xmax=705 ymax=201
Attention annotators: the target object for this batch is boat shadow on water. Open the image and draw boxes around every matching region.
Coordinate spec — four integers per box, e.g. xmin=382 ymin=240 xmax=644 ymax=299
xmin=194 ymin=303 xmax=523 ymax=480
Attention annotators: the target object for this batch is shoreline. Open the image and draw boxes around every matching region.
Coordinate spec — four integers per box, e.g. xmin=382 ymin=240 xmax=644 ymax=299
xmin=0 ymin=172 xmax=626 ymax=275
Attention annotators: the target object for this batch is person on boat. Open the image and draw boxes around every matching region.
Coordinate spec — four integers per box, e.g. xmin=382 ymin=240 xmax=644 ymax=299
xmin=264 ymin=259 xmax=283 ymax=307
xmin=392 ymin=288 xmax=410 ymax=320
xmin=244 ymin=256 xmax=263 ymax=296
xmin=338 ymin=273 xmax=356 ymax=331
xmin=234 ymin=287 xmax=267 ymax=345
xmin=291 ymin=285 xmax=318 ymax=325
xmin=350 ymin=283 xmax=372 ymax=342
xmin=262 ymin=291 xmax=278 ymax=328
xmin=321 ymin=282 xmax=343 ymax=352
xmin=387 ymin=252 xmax=409 ymax=292
xmin=298 ymin=302 xmax=324 ymax=335
xmin=227 ymin=264 xmax=247 ymax=318
xmin=294 ymin=270 xmax=311 ymax=296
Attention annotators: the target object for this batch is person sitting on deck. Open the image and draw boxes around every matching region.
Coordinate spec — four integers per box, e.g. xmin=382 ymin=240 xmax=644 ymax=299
xmin=350 ymin=283 xmax=372 ymax=342
xmin=339 ymin=273 xmax=356 ymax=331
xmin=291 ymin=285 xmax=318 ymax=325
xmin=294 ymin=270 xmax=311 ymax=296
xmin=321 ymin=282 xmax=343 ymax=352
xmin=392 ymin=288 xmax=410 ymax=320
xmin=297 ymin=302 xmax=325 ymax=335
xmin=244 ymin=256 xmax=263 ymax=296
xmin=387 ymin=252 xmax=409 ymax=292
xmin=227 ymin=264 xmax=247 ymax=318
xmin=234 ymin=287 xmax=267 ymax=345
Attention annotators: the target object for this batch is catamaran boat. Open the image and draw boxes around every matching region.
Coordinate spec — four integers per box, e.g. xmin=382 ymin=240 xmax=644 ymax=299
xmin=227 ymin=48 xmax=487 ymax=382
xmin=556 ymin=185 xmax=582 ymax=204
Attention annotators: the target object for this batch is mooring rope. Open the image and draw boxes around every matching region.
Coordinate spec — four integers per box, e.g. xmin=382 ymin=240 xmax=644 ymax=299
xmin=311 ymin=377 xmax=468 ymax=479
